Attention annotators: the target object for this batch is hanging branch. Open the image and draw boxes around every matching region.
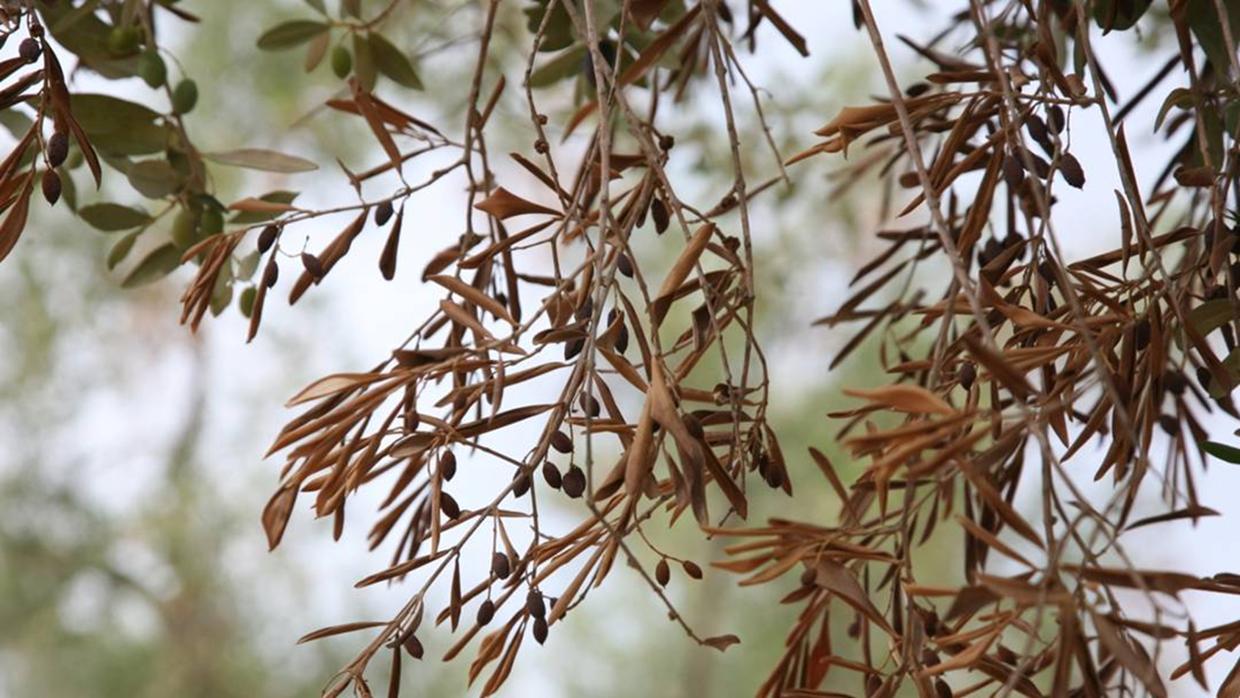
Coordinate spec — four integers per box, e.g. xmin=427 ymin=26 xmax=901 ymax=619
xmin=5 ymin=1 xmax=1240 ymax=696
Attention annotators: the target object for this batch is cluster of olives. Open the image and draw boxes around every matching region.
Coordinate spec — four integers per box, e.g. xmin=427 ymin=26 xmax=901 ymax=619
xmin=40 ymin=130 xmax=66 ymax=205
xmin=106 ymin=22 xmax=196 ymax=114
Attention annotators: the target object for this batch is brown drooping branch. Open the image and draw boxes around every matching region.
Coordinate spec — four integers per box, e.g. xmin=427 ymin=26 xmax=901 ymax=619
xmin=6 ymin=1 xmax=1240 ymax=696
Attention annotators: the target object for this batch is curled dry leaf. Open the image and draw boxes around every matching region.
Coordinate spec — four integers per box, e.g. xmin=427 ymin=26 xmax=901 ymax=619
xmin=473 ymin=187 xmax=560 ymax=220
xmin=297 ymin=621 xmax=387 ymax=645
xmin=703 ymin=634 xmax=741 ymax=652
xmin=843 ymin=384 xmax=955 ymax=416
xmin=286 ymin=372 xmax=384 ymax=407
xmin=261 ymin=486 xmax=297 ymax=551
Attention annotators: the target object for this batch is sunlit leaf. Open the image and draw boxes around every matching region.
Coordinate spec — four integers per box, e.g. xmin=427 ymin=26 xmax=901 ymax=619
xmin=204 ymin=148 xmax=318 ymax=173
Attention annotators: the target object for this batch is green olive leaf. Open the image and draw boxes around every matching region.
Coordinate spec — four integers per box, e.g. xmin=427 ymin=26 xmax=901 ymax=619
xmin=79 ymin=203 xmax=152 ymax=231
xmin=106 ymin=230 xmax=139 ymax=269
xmin=204 ymin=148 xmax=319 ymax=173
xmin=367 ymin=33 xmax=423 ymax=90
xmin=1091 ymin=0 xmax=1153 ymax=32
xmin=530 ymin=45 xmax=587 ymax=88
xmin=127 ymin=160 xmax=183 ymax=199
xmin=1203 ymin=441 xmax=1240 ymax=464
xmin=1188 ymin=299 xmax=1236 ymax=338
xmin=121 ymin=242 xmax=181 ymax=288
xmin=257 ymin=21 xmax=330 ymax=51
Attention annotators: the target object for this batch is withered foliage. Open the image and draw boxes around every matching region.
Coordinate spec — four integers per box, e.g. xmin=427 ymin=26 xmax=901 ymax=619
xmin=7 ymin=0 xmax=1240 ymax=695
xmin=762 ymin=2 xmax=1240 ymax=697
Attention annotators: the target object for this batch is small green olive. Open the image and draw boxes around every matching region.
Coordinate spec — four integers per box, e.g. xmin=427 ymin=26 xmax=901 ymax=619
xmin=331 ymin=45 xmax=352 ymax=79
xmin=200 ymin=207 xmax=224 ymax=235
xmin=138 ymin=51 xmax=167 ymax=88
xmin=172 ymin=79 xmax=198 ymax=115
xmin=106 ymin=26 xmax=142 ymax=56
xmin=170 ymin=209 xmax=198 ymax=250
